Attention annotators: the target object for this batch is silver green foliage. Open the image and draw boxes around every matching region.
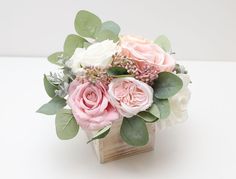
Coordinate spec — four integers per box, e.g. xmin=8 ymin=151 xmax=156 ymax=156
xmin=174 ymin=64 xmax=188 ymax=74
xmin=46 ymin=69 xmax=74 ymax=98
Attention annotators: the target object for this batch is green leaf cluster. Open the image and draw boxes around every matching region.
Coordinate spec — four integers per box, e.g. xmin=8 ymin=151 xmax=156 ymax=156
xmin=47 ymin=10 xmax=120 ymax=67
xmin=38 ymin=106 xmax=79 ymax=140
xmin=152 ymin=72 xmax=183 ymax=119
xmin=38 ymin=11 xmax=186 ymax=144
xmin=37 ymin=75 xmax=79 ymax=140
xmin=37 ymin=74 xmax=65 ymax=114
xmin=74 ymin=10 xmax=120 ymax=42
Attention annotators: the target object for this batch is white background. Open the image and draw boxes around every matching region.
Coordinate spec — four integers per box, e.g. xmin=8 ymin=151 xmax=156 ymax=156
xmin=1 ymin=1 xmax=236 ymax=178
xmin=0 ymin=0 xmax=236 ymax=61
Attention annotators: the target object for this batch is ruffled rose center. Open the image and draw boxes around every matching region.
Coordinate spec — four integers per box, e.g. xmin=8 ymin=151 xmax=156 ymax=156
xmin=114 ymin=81 xmax=147 ymax=107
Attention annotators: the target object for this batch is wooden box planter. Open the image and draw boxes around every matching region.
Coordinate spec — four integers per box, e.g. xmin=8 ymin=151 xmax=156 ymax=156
xmin=87 ymin=120 xmax=156 ymax=163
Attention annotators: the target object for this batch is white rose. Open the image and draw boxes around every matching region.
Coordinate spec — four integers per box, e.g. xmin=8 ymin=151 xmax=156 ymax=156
xmin=157 ymin=74 xmax=191 ymax=130
xmin=66 ymin=40 xmax=118 ymax=74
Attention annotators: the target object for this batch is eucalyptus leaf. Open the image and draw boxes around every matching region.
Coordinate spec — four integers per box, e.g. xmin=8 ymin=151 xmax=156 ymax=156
xmin=83 ymin=41 xmax=91 ymax=48
xmin=107 ymin=67 xmax=128 ymax=76
xmin=95 ymin=29 xmax=119 ymax=42
xmin=147 ymin=103 xmax=160 ymax=118
xmin=36 ymin=96 xmax=66 ymax=115
xmin=138 ymin=112 xmax=158 ymax=123
xmin=154 ymin=35 xmax=171 ymax=52
xmin=43 ymin=74 xmax=58 ymax=98
xmin=137 ymin=103 xmax=160 ymax=123
xmin=100 ymin=21 xmax=120 ymax=34
xmin=154 ymin=72 xmax=183 ymax=99
xmin=48 ymin=52 xmax=64 ymax=66
xmin=74 ymin=10 xmax=102 ymax=38
xmin=87 ymin=125 xmax=111 ymax=143
xmin=63 ymin=34 xmax=87 ymax=57
xmin=120 ymin=116 xmax=149 ymax=146
xmin=55 ymin=109 xmax=79 ymax=140
xmin=154 ymin=98 xmax=170 ymax=119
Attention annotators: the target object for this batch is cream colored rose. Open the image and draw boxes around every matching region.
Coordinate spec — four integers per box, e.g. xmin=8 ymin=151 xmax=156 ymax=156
xmin=157 ymin=74 xmax=191 ymax=130
xmin=67 ymin=40 xmax=118 ymax=74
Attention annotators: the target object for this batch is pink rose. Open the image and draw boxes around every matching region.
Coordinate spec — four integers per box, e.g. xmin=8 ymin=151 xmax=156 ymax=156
xmin=108 ymin=77 xmax=153 ymax=118
xmin=120 ymin=35 xmax=175 ymax=73
xmin=67 ymin=80 xmax=120 ymax=131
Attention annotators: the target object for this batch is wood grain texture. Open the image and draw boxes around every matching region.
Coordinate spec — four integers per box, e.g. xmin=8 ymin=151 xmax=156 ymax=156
xmin=87 ymin=120 xmax=156 ymax=163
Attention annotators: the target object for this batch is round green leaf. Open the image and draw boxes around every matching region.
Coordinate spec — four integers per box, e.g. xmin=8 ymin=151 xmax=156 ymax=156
xmin=100 ymin=21 xmax=120 ymax=34
xmin=87 ymin=125 xmax=111 ymax=143
xmin=48 ymin=52 xmax=64 ymax=66
xmin=43 ymin=74 xmax=57 ymax=98
xmin=120 ymin=116 xmax=149 ymax=146
xmin=74 ymin=10 xmax=102 ymax=38
xmin=56 ymin=109 xmax=79 ymax=140
xmin=36 ymin=96 xmax=66 ymax=115
xmin=95 ymin=29 xmax=119 ymax=42
xmin=154 ymin=98 xmax=170 ymax=119
xmin=154 ymin=72 xmax=183 ymax=99
xmin=154 ymin=35 xmax=171 ymax=52
xmin=63 ymin=34 xmax=87 ymax=57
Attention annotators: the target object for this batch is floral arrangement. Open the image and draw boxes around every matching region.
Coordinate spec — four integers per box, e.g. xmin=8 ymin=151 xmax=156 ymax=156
xmin=37 ymin=10 xmax=191 ymax=146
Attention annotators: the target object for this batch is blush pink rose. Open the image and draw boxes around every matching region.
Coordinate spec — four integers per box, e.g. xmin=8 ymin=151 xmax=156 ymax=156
xmin=67 ymin=80 xmax=120 ymax=131
xmin=120 ymin=35 xmax=175 ymax=73
xmin=108 ymin=77 xmax=153 ymax=118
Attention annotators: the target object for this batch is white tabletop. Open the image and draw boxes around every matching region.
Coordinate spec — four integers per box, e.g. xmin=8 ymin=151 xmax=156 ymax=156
xmin=0 ymin=57 xmax=235 ymax=179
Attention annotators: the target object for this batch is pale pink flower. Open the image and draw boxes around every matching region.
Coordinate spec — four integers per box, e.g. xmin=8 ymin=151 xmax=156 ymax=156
xmin=108 ymin=77 xmax=153 ymax=118
xmin=67 ymin=80 xmax=120 ymax=131
xmin=120 ymin=35 xmax=175 ymax=73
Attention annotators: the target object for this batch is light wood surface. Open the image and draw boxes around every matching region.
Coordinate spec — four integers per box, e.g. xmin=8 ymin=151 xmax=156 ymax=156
xmin=87 ymin=120 xmax=156 ymax=163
